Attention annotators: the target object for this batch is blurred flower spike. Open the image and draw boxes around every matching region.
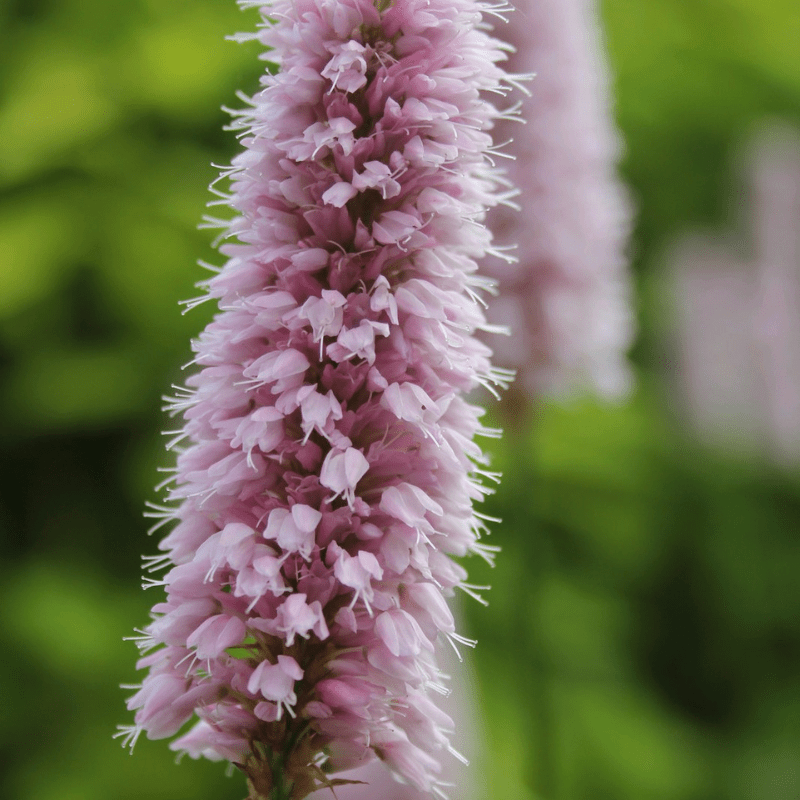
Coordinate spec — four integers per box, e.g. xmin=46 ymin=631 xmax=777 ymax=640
xmin=487 ymin=0 xmax=635 ymax=400
xmin=118 ymin=1 xmax=522 ymax=798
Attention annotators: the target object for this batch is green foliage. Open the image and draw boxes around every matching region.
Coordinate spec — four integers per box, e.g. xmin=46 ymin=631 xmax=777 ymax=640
xmin=1 ymin=1 xmax=799 ymax=799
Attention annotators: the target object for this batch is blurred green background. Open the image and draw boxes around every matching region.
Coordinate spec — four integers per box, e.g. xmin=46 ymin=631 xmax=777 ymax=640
xmin=1 ymin=1 xmax=799 ymax=799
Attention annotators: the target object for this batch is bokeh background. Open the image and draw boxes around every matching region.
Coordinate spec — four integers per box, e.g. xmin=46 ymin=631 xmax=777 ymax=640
xmin=1 ymin=1 xmax=799 ymax=799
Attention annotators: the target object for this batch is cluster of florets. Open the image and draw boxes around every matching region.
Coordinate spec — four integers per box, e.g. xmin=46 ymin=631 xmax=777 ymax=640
xmin=119 ymin=1 xmax=518 ymax=797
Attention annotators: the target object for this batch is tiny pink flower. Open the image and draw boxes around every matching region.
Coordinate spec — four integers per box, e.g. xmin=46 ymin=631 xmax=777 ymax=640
xmin=374 ymin=609 xmax=433 ymax=658
xmin=272 ymin=594 xmax=329 ymax=646
xmin=186 ymin=614 xmax=247 ymax=660
xmin=264 ymin=505 xmax=322 ymax=560
xmin=352 ymin=161 xmax=402 ymax=199
xmin=322 ymin=41 xmax=371 ymax=94
xmin=247 ymin=655 xmax=304 ymax=719
xmin=319 ymin=446 xmax=370 ymax=508
xmin=330 ymin=542 xmax=383 ymax=614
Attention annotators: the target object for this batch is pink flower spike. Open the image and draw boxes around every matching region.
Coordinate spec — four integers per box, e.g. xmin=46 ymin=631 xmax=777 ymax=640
xmin=124 ymin=0 xmax=517 ymax=796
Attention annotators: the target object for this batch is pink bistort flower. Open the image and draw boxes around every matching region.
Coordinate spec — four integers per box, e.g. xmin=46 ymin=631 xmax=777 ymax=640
xmin=486 ymin=0 xmax=634 ymax=400
xmin=118 ymin=1 xmax=518 ymax=798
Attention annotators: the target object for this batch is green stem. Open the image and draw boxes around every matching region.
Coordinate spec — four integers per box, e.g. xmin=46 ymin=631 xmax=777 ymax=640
xmin=268 ymin=778 xmax=291 ymax=800
xmin=268 ymin=751 xmax=293 ymax=800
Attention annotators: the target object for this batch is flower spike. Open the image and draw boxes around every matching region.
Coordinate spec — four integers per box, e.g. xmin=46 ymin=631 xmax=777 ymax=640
xmin=123 ymin=2 xmax=514 ymax=797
